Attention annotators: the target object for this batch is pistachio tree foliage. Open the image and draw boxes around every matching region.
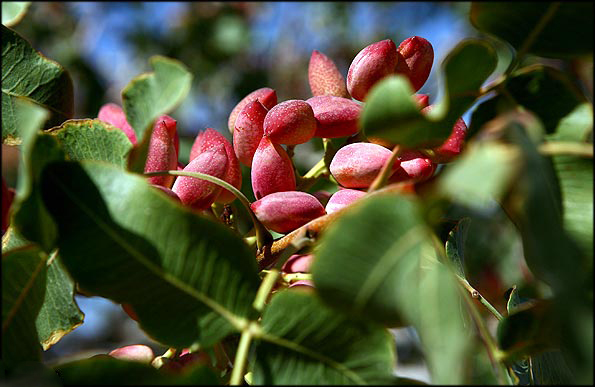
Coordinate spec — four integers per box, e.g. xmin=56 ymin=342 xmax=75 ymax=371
xmin=2 ymin=2 xmax=593 ymax=385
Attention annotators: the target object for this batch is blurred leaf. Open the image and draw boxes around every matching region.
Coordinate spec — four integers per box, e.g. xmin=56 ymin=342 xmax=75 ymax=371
xmin=36 ymin=254 xmax=84 ymax=351
xmin=312 ymin=194 xmax=470 ymax=384
xmin=1 ymin=246 xmax=47 ymax=371
xmin=531 ymin=350 xmax=575 ymax=385
xmin=251 ymin=290 xmax=395 ymax=385
xmin=501 ymin=111 xmax=587 ymax=291
xmin=361 ymin=39 xmax=497 ymax=148
xmin=1 ymin=25 xmax=73 ymax=143
xmin=546 ymin=102 xmax=593 ymax=142
xmin=122 ymin=56 xmax=192 ymax=173
xmin=550 ymin=154 xmax=593 ymax=260
xmin=470 ymin=2 xmax=594 ymax=59
xmin=437 ymin=142 xmax=521 ymax=210
xmin=10 ymin=98 xmax=64 ymax=253
xmin=2 ymin=2 xmax=30 ymax=27
xmin=54 ymin=355 xmax=220 ymax=385
xmin=445 ymin=217 xmax=470 ymax=278
xmin=505 ymin=65 xmax=586 ymax=134
xmin=40 ymin=161 xmax=260 ymax=348
xmin=48 ymin=119 xmax=133 ymax=168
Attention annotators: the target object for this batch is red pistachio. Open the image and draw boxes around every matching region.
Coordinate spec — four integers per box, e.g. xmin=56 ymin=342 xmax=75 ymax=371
xmin=97 ymin=103 xmax=137 ymax=145
xmin=251 ymin=191 xmax=326 ymax=233
xmin=190 ymin=128 xmax=242 ymax=204
xmin=329 ymin=142 xmax=399 ymax=188
xmin=308 ymin=50 xmax=350 ymax=98
xmin=263 ymin=100 xmax=317 ymax=145
xmin=228 ymin=87 xmax=277 ymax=133
xmin=389 ymin=150 xmax=436 ymax=183
xmin=306 ymin=95 xmax=362 ymax=138
xmin=251 ymin=137 xmax=296 ymax=200
xmin=233 ymin=100 xmax=268 ymax=167
xmin=325 ymin=188 xmax=367 ymax=214
xmin=2 ymin=177 xmax=15 ymax=234
xmin=108 ymin=345 xmax=154 ymax=364
xmin=421 ymin=105 xmax=468 ymax=163
xmin=347 ymin=39 xmax=398 ymax=101
xmin=145 ymin=116 xmax=179 ymax=188
xmin=172 ymin=143 xmax=228 ymax=210
xmin=395 ymin=36 xmax=434 ymax=92
xmin=281 ymin=254 xmax=314 ymax=273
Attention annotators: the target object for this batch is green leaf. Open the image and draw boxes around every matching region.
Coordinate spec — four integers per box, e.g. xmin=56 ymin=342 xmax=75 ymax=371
xmin=48 ymin=119 xmax=133 ymax=168
xmin=54 ymin=355 xmax=221 ymax=385
xmin=361 ymin=39 xmax=497 ymax=148
xmin=311 ymin=194 xmax=470 ymax=384
xmin=445 ymin=217 xmax=471 ymax=278
xmin=437 ymin=141 xmax=522 ymax=210
xmin=2 ymin=2 xmax=30 ymax=27
xmin=9 ymin=98 xmax=64 ymax=253
xmin=2 ymin=245 xmax=47 ymax=371
xmin=470 ymin=2 xmax=594 ymax=59
xmin=251 ymin=290 xmax=395 ymax=385
xmin=505 ymin=285 xmax=523 ymax=314
xmin=547 ymin=102 xmax=593 ymax=143
xmin=122 ymin=55 xmax=192 ymax=173
xmin=2 ymin=225 xmax=32 ymax=253
xmin=2 ymin=25 xmax=73 ymax=143
xmin=36 ymin=254 xmax=84 ymax=351
xmin=40 ymin=161 xmax=260 ymax=348
xmin=550 ymin=154 xmax=593 ymax=260
xmin=501 ymin=112 xmax=587 ymax=292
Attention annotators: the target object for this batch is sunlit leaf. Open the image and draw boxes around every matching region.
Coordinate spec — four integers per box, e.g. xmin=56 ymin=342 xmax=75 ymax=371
xmin=445 ymin=217 xmax=470 ymax=278
xmin=251 ymin=290 xmax=395 ymax=385
xmin=2 ymin=246 xmax=47 ymax=370
xmin=122 ymin=55 xmax=192 ymax=173
xmin=470 ymin=2 xmax=594 ymax=59
xmin=2 ymin=25 xmax=73 ymax=143
xmin=35 ymin=254 xmax=84 ymax=351
xmin=48 ymin=119 xmax=133 ymax=168
xmin=40 ymin=161 xmax=260 ymax=348
xmin=361 ymin=39 xmax=497 ymax=148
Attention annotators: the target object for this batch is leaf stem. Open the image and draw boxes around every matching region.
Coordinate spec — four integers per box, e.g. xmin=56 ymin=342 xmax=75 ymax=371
xmin=457 ymin=276 xmax=504 ymax=321
xmin=538 ymin=141 xmax=593 ymax=157
xmin=368 ymin=145 xmax=401 ymax=193
xmin=229 ymin=323 xmax=257 ymax=386
xmin=144 ymin=170 xmax=273 ymax=250
xmin=253 ymin=269 xmax=280 ymax=313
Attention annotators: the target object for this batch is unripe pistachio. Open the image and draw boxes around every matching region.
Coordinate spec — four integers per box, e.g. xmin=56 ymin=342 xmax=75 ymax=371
xmin=108 ymin=345 xmax=154 ymax=364
xmin=325 ymin=188 xmax=367 ymax=214
xmin=251 ymin=137 xmax=296 ymax=200
xmin=145 ymin=116 xmax=179 ymax=188
xmin=228 ymin=87 xmax=277 ymax=133
xmin=97 ymin=103 xmax=137 ymax=145
xmin=263 ymin=100 xmax=317 ymax=145
xmin=160 ymin=350 xmax=211 ymax=373
xmin=172 ymin=143 xmax=228 ymax=210
xmin=251 ymin=191 xmax=326 ymax=233
xmin=389 ymin=150 xmax=436 ymax=183
xmin=395 ymin=36 xmax=434 ymax=92
xmin=306 ymin=95 xmax=362 ymax=138
xmin=190 ymin=128 xmax=242 ymax=204
xmin=308 ymin=50 xmax=350 ymax=98
xmin=347 ymin=39 xmax=398 ymax=101
xmin=329 ymin=142 xmax=399 ymax=188
xmin=233 ymin=100 xmax=268 ymax=167
xmin=281 ymin=254 xmax=314 ymax=274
